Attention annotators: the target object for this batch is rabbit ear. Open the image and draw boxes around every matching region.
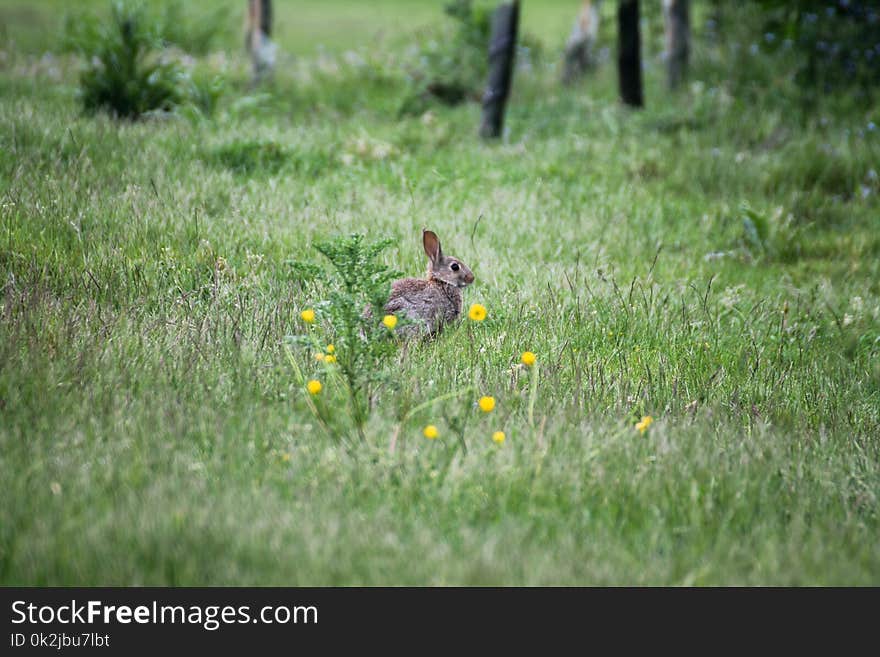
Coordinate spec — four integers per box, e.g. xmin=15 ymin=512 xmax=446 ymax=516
xmin=423 ymin=229 xmax=442 ymax=264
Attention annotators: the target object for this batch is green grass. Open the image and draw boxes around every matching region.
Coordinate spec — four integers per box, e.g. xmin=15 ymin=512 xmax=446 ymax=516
xmin=1 ymin=1 xmax=879 ymax=585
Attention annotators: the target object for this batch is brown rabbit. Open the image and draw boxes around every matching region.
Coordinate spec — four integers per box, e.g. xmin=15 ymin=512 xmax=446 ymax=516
xmin=383 ymin=229 xmax=475 ymax=338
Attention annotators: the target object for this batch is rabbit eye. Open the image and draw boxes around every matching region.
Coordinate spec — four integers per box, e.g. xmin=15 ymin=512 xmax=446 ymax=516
xmin=451 ymin=263 xmax=460 ymax=271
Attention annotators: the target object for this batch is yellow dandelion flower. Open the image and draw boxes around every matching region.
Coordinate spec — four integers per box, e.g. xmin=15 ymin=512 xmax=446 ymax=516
xmin=324 ymin=354 xmax=337 ymax=364
xmin=382 ymin=314 xmax=398 ymax=330
xmin=521 ymin=351 xmax=536 ymax=367
xmin=314 ymin=353 xmax=325 ymax=362
xmin=306 ymin=380 xmax=322 ymax=395
xmin=423 ymin=425 xmax=439 ymax=440
xmin=300 ymin=309 xmax=315 ymax=323
xmin=492 ymin=431 xmax=506 ymax=445
xmin=478 ymin=396 xmax=496 ymax=413
xmin=326 ymin=344 xmax=335 ymax=353
xmin=468 ymin=303 xmax=487 ymax=322
xmin=635 ymin=415 xmax=654 ymax=434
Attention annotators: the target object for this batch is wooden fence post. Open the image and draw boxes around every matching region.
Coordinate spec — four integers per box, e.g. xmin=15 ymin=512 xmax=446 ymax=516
xmin=562 ymin=0 xmax=602 ymax=85
xmin=617 ymin=0 xmax=643 ymax=107
xmin=479 ymin=1 xmax=520 ymax=139
xmin=663 ymin=0 xmax=690 ymax=90
xmin=247 ymin=0 xmax=275 ymax=82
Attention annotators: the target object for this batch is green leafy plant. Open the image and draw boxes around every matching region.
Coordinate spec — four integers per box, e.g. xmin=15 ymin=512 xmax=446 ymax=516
xmin=72 ymin=1 xmax=183 ymax=119
xmin=286 ymin=235 xmax=402 ymax=442
xmin=185 ymin=69 xmax=226 ymax=118
xmin=738 ymin=204 xmax=805 ymax=263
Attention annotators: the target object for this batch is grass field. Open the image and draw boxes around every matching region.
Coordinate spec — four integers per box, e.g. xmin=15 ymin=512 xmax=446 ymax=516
xmin=1 ymin=1 xmax=879 ymax=585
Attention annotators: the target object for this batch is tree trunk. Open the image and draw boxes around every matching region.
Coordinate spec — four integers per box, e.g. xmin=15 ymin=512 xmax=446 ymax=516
xmin=247 ymin=0 xmax=275 ymax=82
xmin=617 ymin=0 xmax=643 ymax=107
xmin=562 ymin=0 xmax=602 ymax=85
xmin=663 ymin=0 xmax=690 ymax=90
xmin=480 ymin=1 xmax=520 ymax=139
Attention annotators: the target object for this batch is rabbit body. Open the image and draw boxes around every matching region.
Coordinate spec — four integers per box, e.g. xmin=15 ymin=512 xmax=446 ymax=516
xmin=385 ymin=277 xmax=463 ymax=338
xmin=383 ymin=230 xmax=474 ymax=338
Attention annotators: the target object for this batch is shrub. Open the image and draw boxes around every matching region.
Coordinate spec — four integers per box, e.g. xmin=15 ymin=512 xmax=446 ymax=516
xmin=72 ymin=1 xmax=183 ymax=119
xmin=757 ymin=0 xmax=880 ymax=98
xmin=399 ymin=0 xmax=491 ymax=115
xmin=708 ymin=2 xmax=880 ymax=108
xmin=65 ymin=0 xmax=227 ymax=57
xmin=399 ymin=0 xmax=545 ymax=116
xmin=155 ymin=1 xmax=228 ymax=55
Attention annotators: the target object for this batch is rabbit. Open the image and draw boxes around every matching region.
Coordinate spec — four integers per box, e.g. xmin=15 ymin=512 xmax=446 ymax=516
xmin=383 ymin=229 xmax=475 ymax=338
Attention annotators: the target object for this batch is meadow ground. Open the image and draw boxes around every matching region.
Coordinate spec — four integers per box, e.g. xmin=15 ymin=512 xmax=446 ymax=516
xmin=1 ymin=1 xmax=879 ymax=585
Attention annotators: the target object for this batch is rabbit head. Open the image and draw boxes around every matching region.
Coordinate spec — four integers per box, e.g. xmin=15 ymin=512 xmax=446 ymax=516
xmin=423 ymin=229 xmax=474 ymax=288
